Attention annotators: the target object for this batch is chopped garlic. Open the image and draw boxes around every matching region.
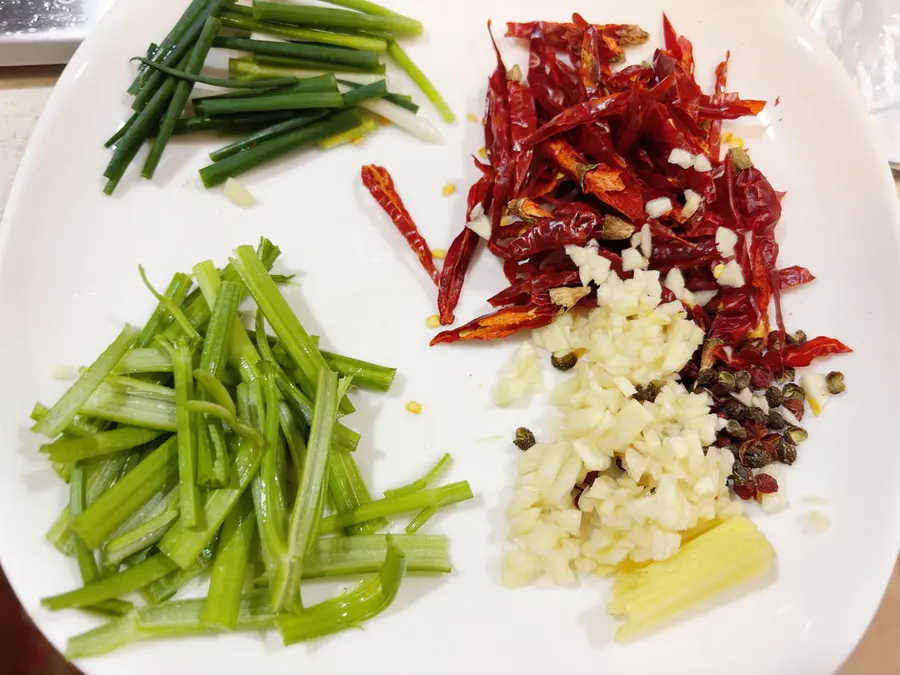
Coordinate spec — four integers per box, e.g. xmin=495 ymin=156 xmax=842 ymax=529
xmin=779 ymin=405 xmax=801 ymax=427
xmin=621 ymin=247 xmax=648 ymax=272
xmin=800 ymin=372 xmax=829 ymax=416
xmin=692 ymin=154 xmax=713 ymax=172
xmin=715 ymin=260 xmax=745 ymax=287
xmin=645 ymin=197 xmax=673 ymax=219
xmin=667 ymin=148 xmax=694 ymax=169
xmin=756 ymin=464 xmax=788 ymax=514
xmin=466 ymin=213 xmax=491 ymax=240
xmin=469 ymin=203 xmax=485 ymax=220
xmin=639 ymin=223 xmax=652 ymax=258
xmin=494 ymin=342 xmax=543 ymax=406
xmin=565 ymin=240 xmax=612 ymax=287
xmin=715 ymin=227 xmax=739 ymax=258
xmin=682 ymin=189 xmax=702 ymax=218
xmin=664 ymin=268 xmax=686 ymax=298
xmin=223 ymin=177 xmax=257 ymax=208
xmin=50 ymin=364 xmax=77 ymax=380
xmin=692 ymin=290 xmax=718 ymax=306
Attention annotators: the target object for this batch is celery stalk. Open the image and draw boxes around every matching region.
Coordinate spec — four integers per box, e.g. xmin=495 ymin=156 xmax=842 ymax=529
xmin=279 ymin=536 xmax=407 ymax=644
xmin=136 ymin=273 xmax=193 ymax=348
xmin=172 ymin=341 xmax=202 ymax=528
xmin=41 ymin=427 xmax=165 ymax=463
xmin=385 ymin=453 xmax=452 ymax=498
xmin=143 ymin=542 xmax=216 ymax=604
xmin=304 ymin=534 xmax=450 ymax=577
xmin=33 ymin=325 xmax=140 ymax=438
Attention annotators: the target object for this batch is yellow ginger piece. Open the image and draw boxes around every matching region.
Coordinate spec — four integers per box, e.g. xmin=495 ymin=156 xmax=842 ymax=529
xmin=608 ymin=516 xmax=775 ymax=640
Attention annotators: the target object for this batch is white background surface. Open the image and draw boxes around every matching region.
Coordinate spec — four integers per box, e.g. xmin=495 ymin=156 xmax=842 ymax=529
xmin=1 ymin=1 xmax=900 ymax=674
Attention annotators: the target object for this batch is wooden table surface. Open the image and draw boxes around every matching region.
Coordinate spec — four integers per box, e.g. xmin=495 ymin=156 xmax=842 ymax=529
xmin=0 ymin=64 xmax=898 ymax=675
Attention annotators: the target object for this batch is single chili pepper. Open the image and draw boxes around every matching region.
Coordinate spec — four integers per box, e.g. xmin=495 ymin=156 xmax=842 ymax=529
xmin=506 ymin=198 xmax=553 ymax=223
xmin=505 ymin=21 xmax=649 ymax=50
xmin=486 ymin=22 xmax=514 ymax=231
xmin=361 ymin=164 xmax=439 ymax=285
xmin=487 ymin=270 xmax=580 ymax=307
xmin=579 ymin=25 xmax=603 ymax=99
xmin=781 ymin=336 xmax=852 ymax=368
xmin=430 ymin=304 xmax=557 ymax=345
xmin=436 ymin=172 xmax=494 ymax=325
xmin=507 ymin=79 xmax=537 ymax=196
xmin=521 ymin=90 xmax=632 ymax=150
xmin=735 ymin=166 xmax=782 ymax=232
xmin=605 ymin=63 xmax=655 ymax=92
xmin=527 ymin=38 xmax=568 ymax=119
xmin=504 ymin=211 xmax=600 ymax=260
xmin=749 ymin=235 xmax=778 ymax=336
xmin=698 ymin=94 xmax=766 ymax=119
xmin=778 ymin=265 xmax=816 ymax=290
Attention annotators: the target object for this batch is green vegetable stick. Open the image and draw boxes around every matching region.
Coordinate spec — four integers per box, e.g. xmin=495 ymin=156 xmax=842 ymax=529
xmin=304 ymin=534 xmax=450 ymax=577
xmin=143 ymin=542 xmax=216 ymax=604
xmin=71 ymin=436 xmax=179 ymax=549
xmin=42 ymin=554 xmax=178 ymax=611
xmin=320 ymin=350 xmax=396 ymax=392
xmin=135 ymin=273 xmax=193 ymax=348
xmin=209 ymin=111 xmax=329 ymax=162
xmin=32 ymin=325 xmax=139 ymax=438
xmin=318 ymin=481 xmax=474 ymax=535
xmin=200 ymin=492 xmax=256 ymax=630
xmin=42 ymin=428 xmax=165 ymax=463
xmin=131 ymin=56 xmax=298 ymax=90
xmin=253 ymin=1 xmax=423 ymax=36
xmin=80 ymin=387 xmax=178 ymax=431
xmin=196 ymin=90 xmax=344 ymax=116
xmin=279 ymin=536 xmax=407 ymax=645
xmin=385 ymin=453 xmax=452 ymax=498
xmin=172 ymin=341 xmax=202 ymax=529
xmin=114 ymin=348 xmax=173 ymax=374
xmin=218 ymin=11 xmax=388 ymax=52
xmin=213 ymin=36 xmax=380 ymax=70
xmin=386 ymin=41 xmax=456 ymax=123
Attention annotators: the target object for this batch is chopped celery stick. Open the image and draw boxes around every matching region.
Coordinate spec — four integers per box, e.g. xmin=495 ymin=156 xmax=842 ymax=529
xmin=319 ymin=481 xmax=474 ymax=535
xmin=279 ymin=536 xmax=407 ymax=645
xmin=66 ymin=593 xmax=277 ymax=659
xmin=200 ymin=280 xmax=240 ymax=378
xmin=113 ymin=348 xmax=173 ymax=374
xmin=304 ymin=534 xmax=450 ymax=577
xmin=172 ymin=341 xmax=202 ymax=529
xmin=405 ymin=507 xmax=436 ymax=533
xmin=327 ymin=448 xmax=386 ymax=535
xmin=193 ymin=371 xmax=235 ymax=414
xmin=102 ymin=375 xmax=175 ymax=401
xmin=41 ymin=427 xmax=165 ymax=463
xmin=185 ymin=400 xmax=264 ymax=448
xmin=103 ymin=498 xmax=180 ymax=565
xmin=139 ymin=267 xmax=202 ymax=347
xmin=80 ymin=386 xmax=177 ymax=431
xmin=42 ymin=554 xmax=178 ymax=610
xmin=143 ymin=542 xmax=216 ymax=604
xmin=71 ymin=437 xmax=179 ymax=549
xmin=135 ymin=272 xmax=192 ymax=348
xmin=277 ymin=401 xmax=306 ymax=484
xmin=192 ymin=260 xmax=220 ymax=307
xmin=33 ymin=325 xmax=140 ymax=438
xmin=321 ymin=350 xmax=396 ymax=392
xmin=273 ymin=369 xmax=359 ymax=452
xmin=283 ymin=370 xmax=339 ymax=610
xmin=385 ymin=453 xmax=452 ymax=498
xmin=158 ymin=432 xmax=263 ymax=569
xmin=200 ymin=492 xmax=256 ymax=630
xmin=31 ymin=402 xmax=106 ymax=438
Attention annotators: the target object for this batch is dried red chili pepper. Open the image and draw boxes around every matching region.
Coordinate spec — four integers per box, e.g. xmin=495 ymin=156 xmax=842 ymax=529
xmin=505 ymin=21 xmax=648 ymax=53
xmin=521 ymin=91 xmax=632 ymax=150
xmin=781 ymin=336 xmax=852 ymax=368
xmin=430 ymin=304 xmax=558 ymax=345
xmin=361 ymin=165 xmax=439 ymax=286
xmin=778 ymin=265 xmax=816 ymax=290
xmin=503 ymin=210 xmax=600 ymax=261
xmin=734 ymin=166 xmax=782 ymax=232
xmin=507 ymin=79 xmax=537 ymax=196
xmin=708 ymin=53 xmax=730 ymax=161
xmin=436 ymin=172 xmax=494 ymax=325
xmin=488 ymin=271 xmax=581 ymax=307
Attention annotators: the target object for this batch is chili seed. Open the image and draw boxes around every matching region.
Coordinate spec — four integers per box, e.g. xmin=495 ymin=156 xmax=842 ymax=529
xmin=733 ymin=370 xmax=752 ymax=391
xmin=786 ymin=427 xmax=809 ymax=444
xmin=826 ymin=371 xmax=846 ymax=395
xmin=766 ymin=410 xmax=787 ymax=430
xmin=717 ymin=371 xmax=736 ymax=391
xmin=513 ymin=427 xmax=536 ymax=451
xmin=765 ymin=386 xmax=784 ymax=408
xmin=782 ymin=383 xmax=805 ymax=402
xmin=722 ymin=399 xmax=747 ymax=421
xmin=725 ymin=419 xmax=747 ymax=440
xmin=777 ymin=437 xmax=797 ymax=465
xmin=551 ymin=352 xmax=578 ymax=371
xmin=785 ymin=329 xmax=808 ymax=346
xmin=696 ymin=368 xmax=717 ymax=387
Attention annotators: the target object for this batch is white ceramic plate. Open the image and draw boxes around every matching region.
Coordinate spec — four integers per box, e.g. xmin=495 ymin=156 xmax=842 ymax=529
xmin=1 ymin=0 xmax=899 ymax=673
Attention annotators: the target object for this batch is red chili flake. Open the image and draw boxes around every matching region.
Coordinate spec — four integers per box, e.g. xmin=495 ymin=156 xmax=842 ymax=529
xmin=778 ymin=265 xmax=816 ymax=290
xmin=361 ymin=165 xmax=439 ymax=286
xmin=774 ymin=95 xmax=781 ymax=106
xmin=733 ymin=482 xmax=757 ymax=501
xmin=755 ymin=473 xmax=779 ymax=494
